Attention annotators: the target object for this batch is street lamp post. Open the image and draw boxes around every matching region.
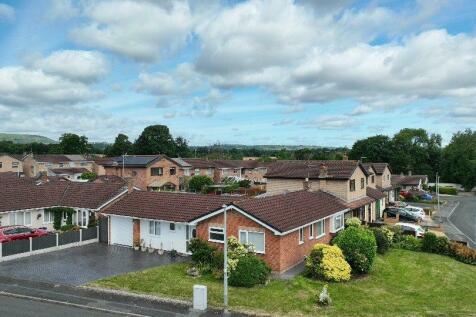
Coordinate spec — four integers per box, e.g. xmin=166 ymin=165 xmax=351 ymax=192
xmin=222 ymin=204 xmax=229 ymax=314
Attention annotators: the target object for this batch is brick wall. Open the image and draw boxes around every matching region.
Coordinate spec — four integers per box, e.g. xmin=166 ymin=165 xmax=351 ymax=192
xmin=133 ymin=219 xmax=140 ymax=247
xmin=196 ymin=209 xmax=334 ymax=273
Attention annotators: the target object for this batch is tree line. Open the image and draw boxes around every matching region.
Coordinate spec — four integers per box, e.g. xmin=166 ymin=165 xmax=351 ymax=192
xmin=349 ymin=128 xmax=476 ymax=190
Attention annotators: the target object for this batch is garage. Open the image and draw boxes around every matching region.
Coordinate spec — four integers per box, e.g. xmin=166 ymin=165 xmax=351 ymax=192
xmin=110 ymin=216 xmax=133 ymax=247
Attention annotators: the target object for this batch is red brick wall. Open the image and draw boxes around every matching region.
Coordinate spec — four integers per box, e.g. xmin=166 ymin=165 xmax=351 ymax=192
xmin=196 ymin=209 xmax=334 ymax=273
xmin=133 ymin=219 xmax=140 ymax=247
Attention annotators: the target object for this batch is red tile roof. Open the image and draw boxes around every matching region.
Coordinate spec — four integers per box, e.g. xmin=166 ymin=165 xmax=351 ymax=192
xmin=0 ymin=178 xmax=126 ymax=212
xmin=183 ymin=158 xmax=217 ymax=169
xmin=103 ymin=191 xmax=240 ymax=223
xmin=233 ymin=190 xmax=349 ymax=232
xmin=371 ymin=163 xmax=391 ymax=175
xmin=265 ymin=160 xmax=368 ymax=180
xmin=33 ymin=155 xmax=72 ymax=164
xmin=346 ymin=196 xmax=375 ymax=210
xmin=366 ymin=187 xmax=386 ymax=200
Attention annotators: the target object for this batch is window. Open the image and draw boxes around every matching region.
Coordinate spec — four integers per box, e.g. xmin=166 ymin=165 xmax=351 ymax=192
xmin=149 ymin=221 xmax=161 ymax=235
xmin=169 ymin=223 xmax=175 ymax=231
xmin=194 ymin=168 xmax=200 ymax=175
xmin=59 ymin=163 xmax=64 ymax=168
xmin=298 ymin=228 xmax=304 ymax=244
xmin=349 ymin=179 xmax=356 ymax=192
xmin=316 ymin=220 xmax=325 ymax=238
xmin=207 ymin=168 xmax=213 ymax=176
xmin=209 ymin=227 xmax=224 ymax=243
xmin=239 ymin=230 xmax=265 ymax=253
xmin=361 ymin=178 xmax=365 ymax=189
xmin=0 ymin=162 xmax=2 ymax=168
xmin=44 ymin=210 xmax=54 ymax=223
xmin=387 ymin=174 xmax=390 ymax=180
xmin=184 ymin=169 xmax=191 ymax=176
xmin=309 ymin=224 xmax=314 ymax=239
xmin=151 ymin=167 xmax=163 ymax=176
xmin=10 ymin=211 xmax=31 ymax=226
xmin=333 ymin=214 xmax=344 ymax=232
xmin=12 ymin=162 xmax=19 ymax=168
xmin=170 ymin=167 xmax=176 ymax=175
xmin=371 ymin=175 xmax=375 ymax=183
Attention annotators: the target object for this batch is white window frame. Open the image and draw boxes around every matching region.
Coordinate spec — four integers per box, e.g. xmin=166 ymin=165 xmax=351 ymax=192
xmin=309 ymin=224 xmax=314 ymax=239
xmin=149 ymin=220 xmax=161 ymax=236
xmin=10 ymin=211 xmax=32 ymax=226
xmin=332 ymin=214 xmax=345 ymax=233
xmin=298 ymin=228 xmax=304 ymax=245
xmin=209 ymin=227 xmax=225 ymax=243
xmin=43 ymin=210 xmax=54 ymax=224
xmin=316 ymin=219 xmax=325 ymax=238
xmin=184 ymin=168 xmax=191 ymax=176
xmin=238 ymin=229 xmax=265 ymax=254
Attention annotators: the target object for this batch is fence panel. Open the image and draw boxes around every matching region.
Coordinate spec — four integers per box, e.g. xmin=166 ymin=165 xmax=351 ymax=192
xmin=58 ymin=231 xmax=80 ymax=246
xmin=82 ymin=227 xmax=98 ymax=241
xmin=32 ymin=234 xmax=57 ymax=251
xmin=2 ymin=239 xmax=30 ymax=257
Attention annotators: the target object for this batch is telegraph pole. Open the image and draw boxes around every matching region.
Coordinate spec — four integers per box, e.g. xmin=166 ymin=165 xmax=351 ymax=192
xmin=223 ymin=204 xmax=229 ymax=314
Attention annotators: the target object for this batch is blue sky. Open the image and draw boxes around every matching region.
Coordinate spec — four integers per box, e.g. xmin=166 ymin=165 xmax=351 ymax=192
xmin=0 ymin=0 xmax=475 ymax=146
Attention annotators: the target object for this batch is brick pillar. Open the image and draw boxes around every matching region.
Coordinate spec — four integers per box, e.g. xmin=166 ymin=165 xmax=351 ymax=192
xmin=133 ymin=219 xmax=141 ymax=247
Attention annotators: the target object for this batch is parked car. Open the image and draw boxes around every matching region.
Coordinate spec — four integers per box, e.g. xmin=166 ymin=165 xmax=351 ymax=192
xmin=404 ymin=206 xmax=425 ymax=219
xmin=420 ymin=193 xmax=433 ymax=200
xmin=0 ymin=226 xmax=48 ymax=243
xmin=394 ymin=222 xmax=426 ymax=237
xmin=383 ymin=207 xmax=419 ymax=222
xmin=389 ymin=201 xmax=408 ymax=208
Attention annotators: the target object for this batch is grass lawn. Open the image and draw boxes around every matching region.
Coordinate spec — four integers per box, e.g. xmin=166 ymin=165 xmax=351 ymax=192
xmin=91 ymin=249 xmax=476 ymax=316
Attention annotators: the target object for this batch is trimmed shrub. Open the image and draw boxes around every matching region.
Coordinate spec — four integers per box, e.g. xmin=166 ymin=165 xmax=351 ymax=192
xmin=451 ymin=243 xmax=476 ymax=265
xmin=371 ymin=227 xmax=393 ymax=254
xmin=422 ymin=232 xmax=442 ymax=253
xmin=439 ymin=187 xmax=458 ymax=195
xmin=228 ymin=254 xmax=271 ymax=287
xmin=305 ymin=244 xmax=351 ymax=282
xmin=394 ymin=235 xmax=422 ymax=251
xmin=333 ymin=226 xmax=377 ymax=274
xmin=345 ymin=217 xmax=361 ymax=228
xmin=189 ymin=239 xmax=216 ymax=265
xmin=188 ymin=175 xmax=214 ymax=193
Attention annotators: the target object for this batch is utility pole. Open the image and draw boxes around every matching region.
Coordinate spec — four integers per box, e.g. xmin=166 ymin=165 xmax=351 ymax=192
xmin=436 ymin=172 xmax=440 ymax=221
xmin=222 ymin=204 xmax=229 ymax=314
xmin=122 ymin=153 xmax=127 ymax=177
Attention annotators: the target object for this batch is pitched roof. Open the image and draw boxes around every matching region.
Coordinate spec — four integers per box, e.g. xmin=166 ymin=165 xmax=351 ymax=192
xmin=170 ymin=157 xmax=192 ymax=168
xmin=0 ymin=178 xmax=126 ymax=212
xmin=345 ymin=196 xmax=375 ymax=209
xmin=361 ymin=163 xmax=376 ymax=174
xmin=392 ymin=174 xmax=427 ymax=186
xmin=101 ymin=155 xmax=162 ymax=167
xmin=233 ymin=190 xmax=349 ymax=232
xmin=93 ymin=175 xmax=126 ymax=185
xmin=265 ymin=160 xmax=368 ymax=180
xmin=366 ymin=187 xmax=386 ymax=200
xmin=103 ymin=191 xmax=238 ymax=223
xmin=371 ymin=163 xmax=391 ymax=175
xmin=33 ymin=154 xmax=72 ymax=164
xmin=183 ymin=158 xmax=217 ymax=169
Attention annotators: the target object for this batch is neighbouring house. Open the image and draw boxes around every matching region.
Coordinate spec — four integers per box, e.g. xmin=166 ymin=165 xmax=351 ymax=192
xmin=22 ymin=154 xmax=94 ymax=178
xmin=265 ymin=160 xmax=382 ymax=223
xmin=0 ymin=177 xmax=128 ymax=230
xmin=182 ymin=158 xmax=216 ymax=179
xmin=212 ymin=160 xmax=269 ymax=185
xmin=392 ymin=172 xmax=429 ymax=191
xmin=49 ymin=168 xmax=90 ymax=182
xmin=99 ymin=155 xmax=192 ymax=191
xmin=0 ymin=154 xmax=24 ymax=175
xmin=101 ymin=189 xmax=349 ymax=273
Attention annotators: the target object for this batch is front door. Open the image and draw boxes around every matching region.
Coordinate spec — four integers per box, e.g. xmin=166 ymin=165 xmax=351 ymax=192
xmin=78 ymin=210 xmax=88 ymax=227
xmin=376 ymin=200 xmax=381 ymax=219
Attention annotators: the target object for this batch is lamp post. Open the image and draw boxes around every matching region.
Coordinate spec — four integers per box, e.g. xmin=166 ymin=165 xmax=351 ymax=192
xmin=222 ymin=204 xmax=229 ymax=314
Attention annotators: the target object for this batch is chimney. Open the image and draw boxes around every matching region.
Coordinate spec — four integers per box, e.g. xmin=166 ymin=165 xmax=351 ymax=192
xmin=125 ymin=177 xmax=134 ymax=193
xmin=408 ymin=170 xmax=412 ymax=176
xmin=303 ymin=178 xmax=311 ymax=191
xmin=342 ymin=153 xmax=348 ymax=161
xmin=318 ymin=164 xmax=328 ymax=178
xmin=400 ymin=172 xmax=404 ymax=176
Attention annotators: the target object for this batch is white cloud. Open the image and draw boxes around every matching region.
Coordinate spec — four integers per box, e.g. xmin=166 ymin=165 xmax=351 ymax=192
xmin=32 ymin=50 xmax=108 ymax=83
xmin=302 ymin=115 xmax=357 ymax=129
xmin=0 ymin=66 xmax=100 ymax=107
xmin=71 ymin=0 xmax=192 ymax=62
xmin=45 ymin=0 xmax=79 ymax=21
xmin=351 ymin=105 xmax=372 ymax=116
xmin=0 ymin=3 xmax=14 ymax=21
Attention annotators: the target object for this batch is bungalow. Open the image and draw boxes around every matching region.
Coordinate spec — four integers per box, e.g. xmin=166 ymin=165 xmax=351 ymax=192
xmin=101 ymin=189 xmax=349 ymax=273
xmin=392 ymin=172 xmax=429 ymax=191
xmin=0 ymin=177 xmax=127 ymax=230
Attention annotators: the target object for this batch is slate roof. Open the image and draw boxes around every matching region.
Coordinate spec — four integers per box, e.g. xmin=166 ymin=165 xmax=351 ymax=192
xmin=0 ymin=178 xmax=126 ymax=213
xmin=265 ymin=160 xmax=368 ymax=180
xmin=103 ymin=191 xmax=238 ymax=223
xmin=233 ymin=190 xmax=349 ymax=232
xmin=366 ymin=187 xmax=386 ymax=200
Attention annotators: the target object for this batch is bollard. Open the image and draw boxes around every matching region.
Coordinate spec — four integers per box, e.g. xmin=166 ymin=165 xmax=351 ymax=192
xmin=193 ymin=285 xmax=207 ymax=311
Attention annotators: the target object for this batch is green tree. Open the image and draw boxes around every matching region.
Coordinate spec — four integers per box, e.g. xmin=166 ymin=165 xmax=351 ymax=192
xmin=441 ymin=129 xmax=476 ymax=191
xmin=188 ymin=175 xmax=214 ymax=193
xmin=133 ymin=125 xmax=177 ymax=156
xmin=58 ymin=133 xmax=91 ymax=154
xmin=175 ymin=136 xmax=190 ymax=157
xmin=349 ymin=135 xmax=393 ymax=163
xmin=107 ymin=133 xmax=133 ymax=156
xmin=80 ymin=172 xmax=97 ymax=181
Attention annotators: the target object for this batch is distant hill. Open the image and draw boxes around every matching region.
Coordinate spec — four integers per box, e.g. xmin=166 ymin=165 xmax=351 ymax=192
xmin=0 ymin=133 xmax=56 ymax=144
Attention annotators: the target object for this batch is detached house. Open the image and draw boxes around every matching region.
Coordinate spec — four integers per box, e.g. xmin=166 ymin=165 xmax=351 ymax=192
xmin=0 ymin=177 xmax=127 ymax=230
xmin=265 ymin=160 xmax=385 ymax=223
xmin=22 ymin=154 xmax=94 ymax=178
xmin=102 ymin=189 xmax=349 ymax=273
xmin=0 ymin=154 xmax=24 ymax=175
xmin=392 ymin=172 xmax=429 ymax=191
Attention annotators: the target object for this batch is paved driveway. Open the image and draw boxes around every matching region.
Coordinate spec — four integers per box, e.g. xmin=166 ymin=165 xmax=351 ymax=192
xmin=0 ymin=243 xmax=189 ymax=285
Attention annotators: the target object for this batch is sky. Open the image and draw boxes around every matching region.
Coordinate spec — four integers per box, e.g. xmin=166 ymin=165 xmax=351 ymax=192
xmin=0 ymin=0 xmax=475 ymax=146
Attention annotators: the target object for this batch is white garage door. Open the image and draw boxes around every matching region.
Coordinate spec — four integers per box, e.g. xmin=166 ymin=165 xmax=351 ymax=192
xmin=110 ymin=216 xmax=133 ymax=247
